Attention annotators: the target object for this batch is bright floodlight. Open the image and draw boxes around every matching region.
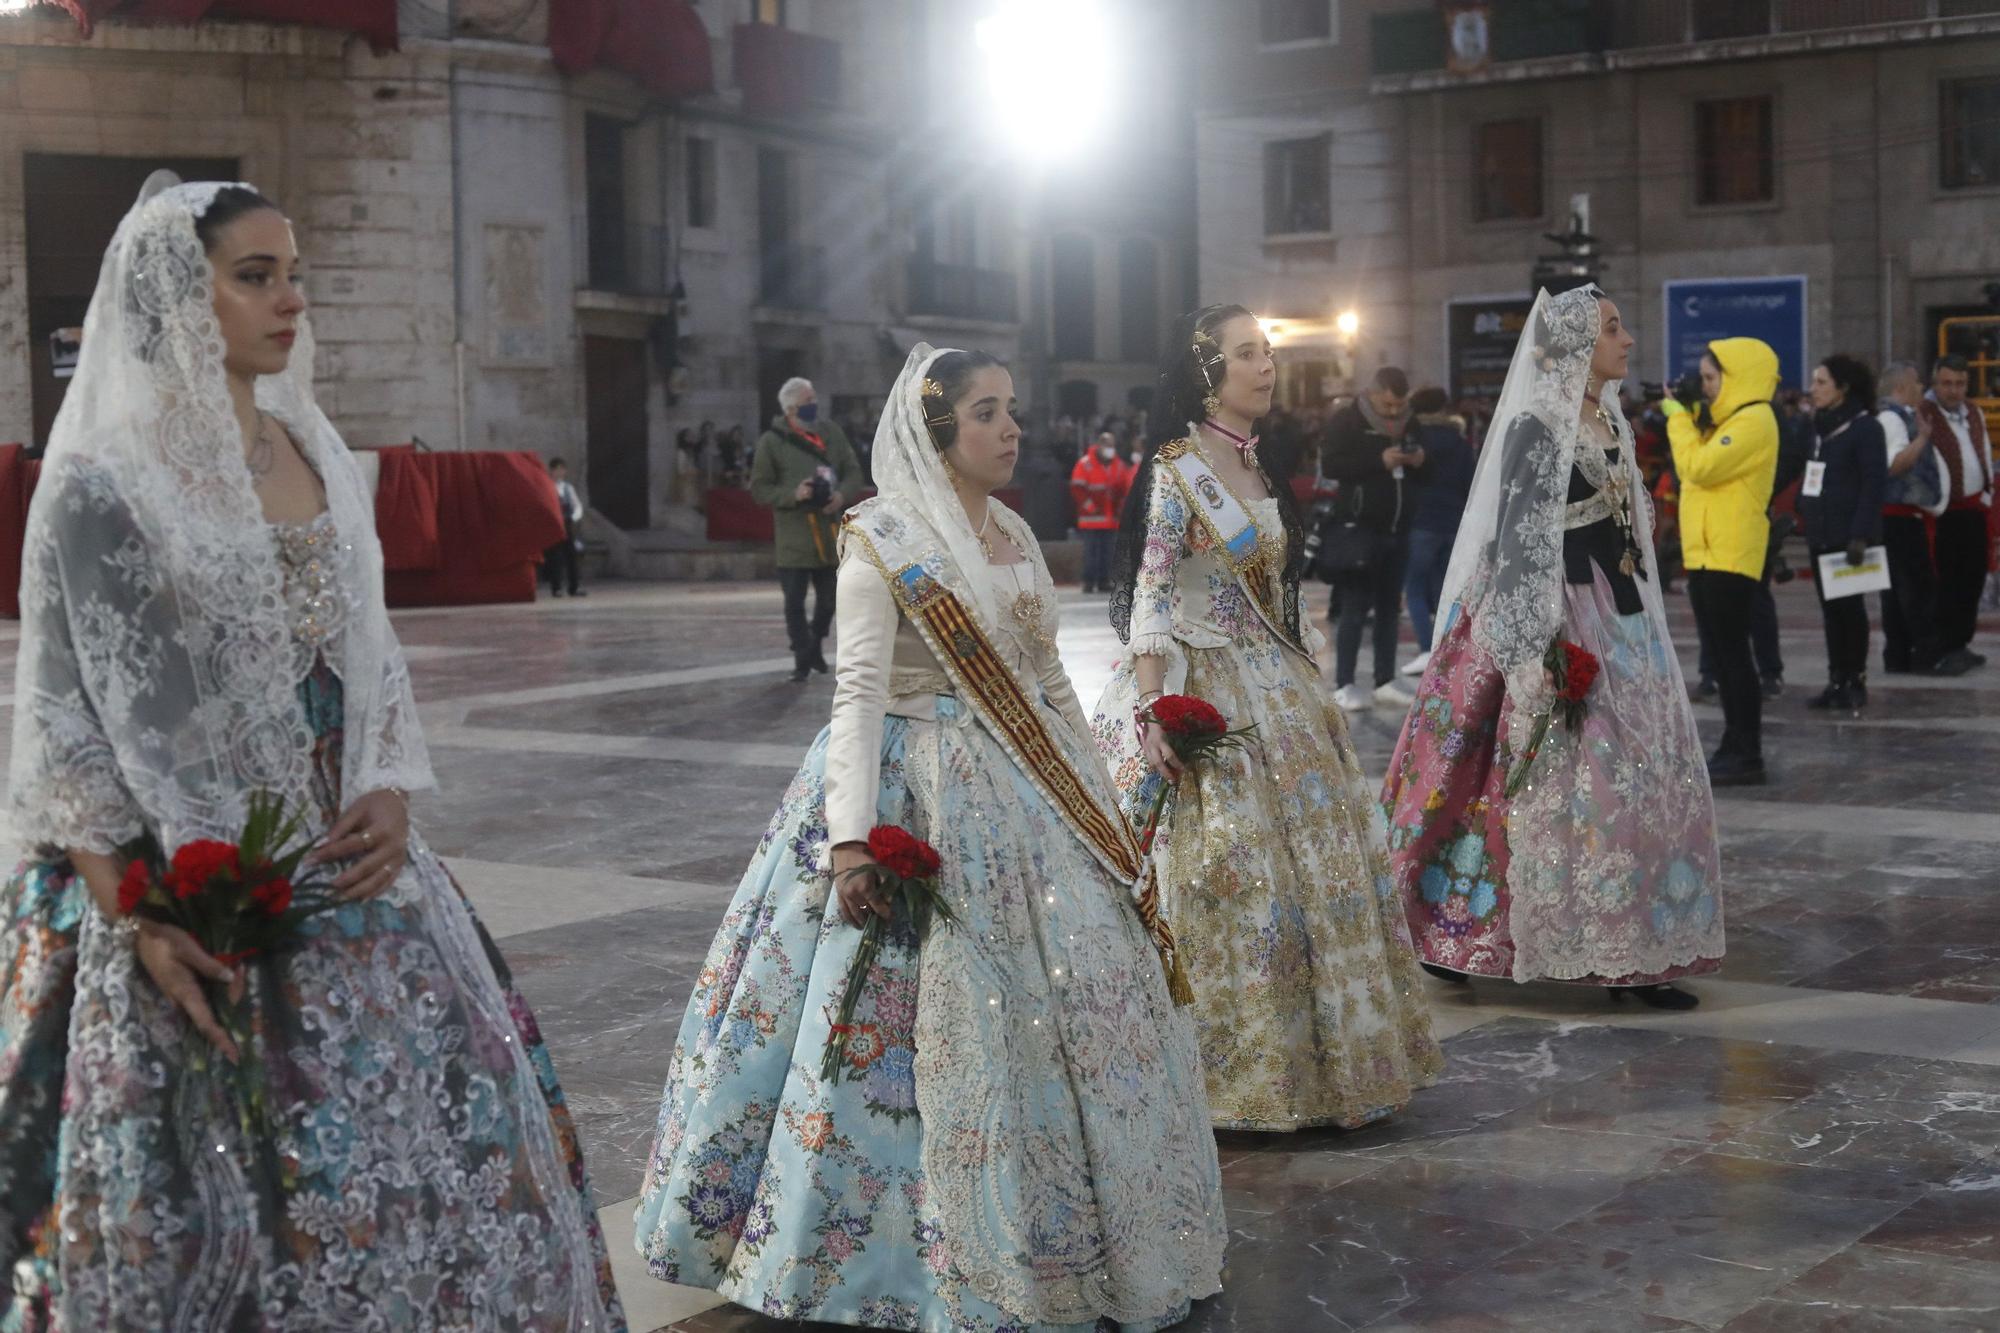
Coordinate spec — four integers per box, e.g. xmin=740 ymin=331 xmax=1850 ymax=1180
xmin=1336 ymin=309 xmax=1361 ymax=339
xmin=975 ymin=0 xmax=1112 ymax=161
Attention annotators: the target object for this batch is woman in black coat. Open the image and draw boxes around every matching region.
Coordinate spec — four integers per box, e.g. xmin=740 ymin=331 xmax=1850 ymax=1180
xmin=1799 ymin=354 xmax=1887 ymax=712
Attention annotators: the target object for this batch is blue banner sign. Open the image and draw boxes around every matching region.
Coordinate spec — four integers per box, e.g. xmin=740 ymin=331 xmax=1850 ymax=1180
xmin=1662 ymin=276 xmax=1807 ymax=391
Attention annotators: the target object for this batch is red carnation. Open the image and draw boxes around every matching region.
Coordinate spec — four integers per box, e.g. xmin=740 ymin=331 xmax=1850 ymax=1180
xmin=1148 ymin=695 xmax=1227 ymax=742
xmin=166 ymin=840 xmax=241 ymax=900
xmin=116 ymin=859 xmax=152 ymax=916
xmin=250 ymin=877 xmax=294 ymax=917
xmin=865 ymin=826 xmax=942 ymax=881
xmin=1559 ymin=642 xmax=1601 ymax=703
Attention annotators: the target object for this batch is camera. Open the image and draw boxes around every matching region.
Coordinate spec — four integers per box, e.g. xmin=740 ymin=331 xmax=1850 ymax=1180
xmin=1673 ymin=372 xmax=1704 ymax=408
xmin=1639 ymin=381 xmax=1666 ymax=403
xmin=808 ymin=473 xmax=833 ymax=507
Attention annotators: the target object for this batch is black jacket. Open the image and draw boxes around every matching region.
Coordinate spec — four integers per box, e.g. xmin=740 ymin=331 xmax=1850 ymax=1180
xmin=1798 ymin=402 xmax=1886 ymax=551
xmin=1319 ymin=401 xmax=1416 ymax=536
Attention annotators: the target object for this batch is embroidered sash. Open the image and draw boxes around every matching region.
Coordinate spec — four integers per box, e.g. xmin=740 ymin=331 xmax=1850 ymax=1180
xmin=844 ymin=507 xmax=1190 ymax=1001
xmin=1160 ymin=440 xmax=1311 ymax=659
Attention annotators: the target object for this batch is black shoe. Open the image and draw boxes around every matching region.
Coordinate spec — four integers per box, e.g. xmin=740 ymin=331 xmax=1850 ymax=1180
xmin=1691 ymin=678 xmax=1718 ymax=702
xmin=1936 ymin=649 xmax=1980 ymax=676
xmin=790 ymin=655 xmax=811 ymax=683
xmin=1806 ymin=684 xmax=1850 ymax=711
xmin=809 ymin=643 xmax=830 ymax=674
xmin=1848 ymin=678 xmax=1868 ymax=709
xmin=1609 ymin=984 xmax=1700 ymax=1010
xmin=548 ymin=589 xmax=563 ymax=598
xmin=1971 ymin=651 xmax=1989 ymax=668
xmin=1760 ymin=676 xmax=1784 ymax=700
xmin=570 ymin=588 xmax=587 ymax=597
xmin=1707 ymin=751 xmax=1767 ymax=787
xmin=1421 ymin=962 xmax=1471 ymax=985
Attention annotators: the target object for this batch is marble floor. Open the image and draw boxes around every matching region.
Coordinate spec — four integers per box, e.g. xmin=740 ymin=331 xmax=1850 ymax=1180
xmin=11 ymin=571 xmax=1996 ymax=1330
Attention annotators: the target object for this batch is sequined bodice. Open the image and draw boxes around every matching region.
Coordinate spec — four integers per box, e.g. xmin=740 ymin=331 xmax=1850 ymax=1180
xmin=273 ymin=511 xmax=353 ymax=671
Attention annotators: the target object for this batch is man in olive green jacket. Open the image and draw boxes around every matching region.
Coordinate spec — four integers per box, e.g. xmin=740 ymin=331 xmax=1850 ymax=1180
xmin=750 ymin=376 xmax=861 ymax=681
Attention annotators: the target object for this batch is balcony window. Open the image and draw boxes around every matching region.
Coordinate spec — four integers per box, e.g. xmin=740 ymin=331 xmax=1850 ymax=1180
xmin=585 ymin=113 xmax=631 ymax=290
xmin=1692 ymin=0 xmax=1769 ymax=40
xmin=1696 ymin=95 xmax=1775 ymax=206
xmin=1264 ymin=134 xmax=1331 ymax=236
xmin=1942 ymin=74 xmax=2000 ymax=190
xmin=1051 ymin=234 xmax=1095 ymax=360
xmin=1119 ymin=238 xmax=1160 ymax=362
xmin=686 ymin=135 xmax=717 ymax=229
xmin=1261 ymin=0 xmax=1331 ymax=46
xmin=1473 ymin=118 xmax=1543 ymax=222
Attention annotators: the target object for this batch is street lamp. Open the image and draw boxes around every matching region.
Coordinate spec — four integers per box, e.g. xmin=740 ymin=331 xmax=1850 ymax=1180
xmin=1335 ymin=309 xmax=1361 ymax=389
xmin=975 ymin=0 xmax=1113 ymax=162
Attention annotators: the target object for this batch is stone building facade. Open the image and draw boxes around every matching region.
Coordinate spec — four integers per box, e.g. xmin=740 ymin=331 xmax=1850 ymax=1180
xmin=1195 ymin=0 xmax=2000 ymax=402
xmin=0 ymin=0 xmax=1188 ymax=539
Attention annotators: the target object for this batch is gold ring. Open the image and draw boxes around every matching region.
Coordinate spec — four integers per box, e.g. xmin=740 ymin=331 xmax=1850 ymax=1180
xmin=360 ymin=830 xmax=373 ymax=847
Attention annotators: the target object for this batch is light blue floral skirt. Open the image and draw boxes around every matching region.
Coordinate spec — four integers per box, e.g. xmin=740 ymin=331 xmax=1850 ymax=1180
xmin=634 ymin=698 xmax=1225 ymax=1332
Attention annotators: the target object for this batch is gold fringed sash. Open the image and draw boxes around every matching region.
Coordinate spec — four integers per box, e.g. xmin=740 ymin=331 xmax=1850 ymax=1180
xmin=846 ymin=520 xmax=1192 ymax=1005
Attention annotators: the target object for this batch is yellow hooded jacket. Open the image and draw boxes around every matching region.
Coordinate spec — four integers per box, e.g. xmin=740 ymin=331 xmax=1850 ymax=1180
xmin=1666 ymin=336 xmax=1781 ymax=580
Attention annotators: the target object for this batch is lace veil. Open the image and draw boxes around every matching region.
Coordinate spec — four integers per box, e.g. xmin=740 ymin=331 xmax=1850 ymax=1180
xmin=10 ymin=173 xmax=432 ymax=854
xmin=1437 ymin=285 xmax=1662 ymax=674
xmin=855 ymin=341 xmax=1006 ymax=631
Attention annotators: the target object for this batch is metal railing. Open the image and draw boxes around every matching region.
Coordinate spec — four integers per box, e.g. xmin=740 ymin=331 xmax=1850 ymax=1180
xmin=1371 ymin=0 xmax=1999 ymax=76
xmin=585 ymin=220 xmax=672 ymax=298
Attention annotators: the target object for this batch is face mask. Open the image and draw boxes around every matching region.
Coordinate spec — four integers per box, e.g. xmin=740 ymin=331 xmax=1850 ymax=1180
xmin=1098 ymin=446 xmax=1116 ymax=459
xmin=796 ymin=403 xmax=819 ymax=424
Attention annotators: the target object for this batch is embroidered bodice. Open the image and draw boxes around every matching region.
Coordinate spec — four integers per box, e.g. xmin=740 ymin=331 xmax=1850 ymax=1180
xmin=1129 ymin=471 xmax=1313 ymax=670
xmin=273 ymin=510 xmax=355 ymax=677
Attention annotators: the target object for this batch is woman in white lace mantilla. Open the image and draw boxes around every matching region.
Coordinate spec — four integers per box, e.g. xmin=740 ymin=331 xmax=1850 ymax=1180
xmin=633 ymin=345 xmax=1225 ymax=1331
xmin=0 ymin=176 xmax=624 ymax=1329
xmin=1381 ymin=286 xmax=1723 ymax=1006
xmin=1091 ymin=305 xmax=1441 ymax=1132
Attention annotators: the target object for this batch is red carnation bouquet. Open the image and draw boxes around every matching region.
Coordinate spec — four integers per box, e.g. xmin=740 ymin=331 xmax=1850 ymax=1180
xmin=116 ymin=791 xmax=342 ymax=1172
xmin=1504 ymin=637 xmax=1602 ymax=798
xmin=822 ymin=824 xmax=956 ymax=1082
xmin=1133 ymin=694 xmax=1257 ymax=856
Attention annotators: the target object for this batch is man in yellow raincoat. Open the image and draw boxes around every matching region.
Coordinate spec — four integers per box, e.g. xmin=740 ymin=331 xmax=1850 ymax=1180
xmin=1665 ymin=337 xmax=1781 ymax=786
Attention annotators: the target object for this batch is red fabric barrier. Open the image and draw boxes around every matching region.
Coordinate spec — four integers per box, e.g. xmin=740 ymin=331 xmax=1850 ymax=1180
xmin=372 ymin=446 xmax=440 ymax=573
xmin=383 ymin=450 xmax=564 ymax=608
xmin=0 ymin=445 xmax=558 ymax=616
xmin=0 ymin=446 xmax=32 ymax=620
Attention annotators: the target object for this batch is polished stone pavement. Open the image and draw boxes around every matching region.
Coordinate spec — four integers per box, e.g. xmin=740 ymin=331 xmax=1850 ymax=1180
xmin=13 ymin=572 xmax=1997 ymax=1330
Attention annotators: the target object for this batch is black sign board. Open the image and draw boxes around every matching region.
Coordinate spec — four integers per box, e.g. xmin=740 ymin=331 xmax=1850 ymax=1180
xmin=1447 ymin=297 xmax=1533 ymax=402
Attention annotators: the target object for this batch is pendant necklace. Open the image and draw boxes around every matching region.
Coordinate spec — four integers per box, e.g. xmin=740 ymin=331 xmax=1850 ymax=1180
xmin=974 ymin=502 xmax=995 ymax=561
xmin=1582 ymin=388 xmax=1643 ymax=578
xmin=1203 ymin=417 xmax=1261 ymax=466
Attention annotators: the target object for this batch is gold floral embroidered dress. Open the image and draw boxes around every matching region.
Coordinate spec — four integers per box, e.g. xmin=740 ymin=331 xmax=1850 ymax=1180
xmin=1092 ymin=437 xmax=1441 ymax=1131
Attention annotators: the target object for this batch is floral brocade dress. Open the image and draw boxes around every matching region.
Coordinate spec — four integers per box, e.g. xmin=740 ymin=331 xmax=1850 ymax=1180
xmin=634 ymin=542 xmax=1224 ymax=1332
xmin=1092 ymin=460 xmax=1441 ymax=1131
xmin=0 ymin=512 xmax=625 ymax=1331
xmin=1381 ymin=445 xmax=1724 ymax=986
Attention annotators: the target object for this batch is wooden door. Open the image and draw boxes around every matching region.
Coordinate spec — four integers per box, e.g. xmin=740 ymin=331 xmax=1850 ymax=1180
xmin=583 ymin=335 xmax=651 ymax=530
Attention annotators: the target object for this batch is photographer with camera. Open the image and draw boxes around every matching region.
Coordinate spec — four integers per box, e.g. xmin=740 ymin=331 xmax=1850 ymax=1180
xmin=751 ymin=376 xmax=862 ymax=682
xmin=1665 ymin=339 xmax=1781 ymax=786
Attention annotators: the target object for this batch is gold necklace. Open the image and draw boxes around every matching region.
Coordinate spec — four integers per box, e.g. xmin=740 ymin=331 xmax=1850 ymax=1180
xmin=974 ymin=503 xmax=995 ymax=561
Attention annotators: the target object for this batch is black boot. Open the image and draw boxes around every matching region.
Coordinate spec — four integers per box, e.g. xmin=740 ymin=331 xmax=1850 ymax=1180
xmin=1609 ymin=984 xmax=1700 ymax=1010
xmin=1847 ymin=677 xmax=1867 ymax=709
xmin=809 ymin=640 xmax=830 ymax=674
xmin=1806 ymin=683 xmax=1851 ymax=711
xmin=790 ymin=652 xmax=811 ymax=683
xmin=1707 ymin=748 xmax=1767 ymax=787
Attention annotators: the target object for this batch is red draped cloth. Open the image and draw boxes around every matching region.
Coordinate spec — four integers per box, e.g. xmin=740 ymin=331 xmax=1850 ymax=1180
xmin=549 ymin=0 xmax=714 ymax=98
xmin=0 ymin=445 xmax=560 ymax=615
